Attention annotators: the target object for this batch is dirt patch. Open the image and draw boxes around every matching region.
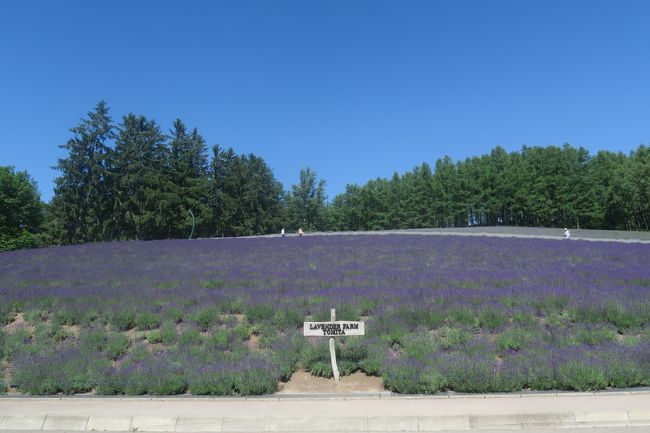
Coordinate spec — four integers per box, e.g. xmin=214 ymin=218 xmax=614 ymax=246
xmin=62 ymin=324 xmax=80 ymax=339
xmin=2 ymin=360 xmax=18 ymax=394
xmin=3 ymin=313 xmax=35 ymax=338
xmin=278 ymin=370 xmax=385 ymax=394
xmin=3 ymin=313 xmax=25 ymax=332
xmin=245 ymin=334 xmax=260 ymax=350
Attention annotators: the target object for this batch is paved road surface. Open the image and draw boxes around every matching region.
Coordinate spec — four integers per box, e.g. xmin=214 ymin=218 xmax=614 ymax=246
xmin=1 ymin=391 xmax=650 ymax=432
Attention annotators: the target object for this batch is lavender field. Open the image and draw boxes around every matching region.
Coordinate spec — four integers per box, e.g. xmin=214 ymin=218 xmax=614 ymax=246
xmin=1 ymin=234 xmax=649 ymax=395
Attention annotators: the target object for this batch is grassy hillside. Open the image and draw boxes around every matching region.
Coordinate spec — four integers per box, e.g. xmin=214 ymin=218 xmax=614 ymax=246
xmin=1 ymin=234 xmax=649 ymax=395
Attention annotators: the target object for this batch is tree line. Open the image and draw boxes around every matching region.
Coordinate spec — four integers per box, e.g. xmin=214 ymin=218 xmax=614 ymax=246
xmin=1 ymin=101 xmax=649 ymax=250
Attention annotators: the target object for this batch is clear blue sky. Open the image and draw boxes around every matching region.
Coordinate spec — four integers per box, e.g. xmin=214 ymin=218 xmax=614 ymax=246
xmin=2 ymin=0 xmax=650 ymax=202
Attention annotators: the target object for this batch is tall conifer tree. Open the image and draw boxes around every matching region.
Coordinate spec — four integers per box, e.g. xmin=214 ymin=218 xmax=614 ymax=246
xmin=51 ymin=101 xmax=114 ymax=243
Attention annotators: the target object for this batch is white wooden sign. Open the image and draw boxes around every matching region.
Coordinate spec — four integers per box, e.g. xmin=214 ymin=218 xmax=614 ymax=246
xmin=303 ymin=309 xmax=366 ymax=383
xmin=303 ymin=321 xmax=365 ymax=337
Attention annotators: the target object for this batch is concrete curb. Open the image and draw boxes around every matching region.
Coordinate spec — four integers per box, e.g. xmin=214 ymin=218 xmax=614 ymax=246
xmin=1 ymin=411 xmax=648 ymax=432
xmin=1 ymin=388 xmax=648 ymax=401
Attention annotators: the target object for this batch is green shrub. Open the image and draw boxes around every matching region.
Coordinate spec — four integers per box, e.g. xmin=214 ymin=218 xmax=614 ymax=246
xmin=163 ymin=308 xmax=183 ymax=324
xmin=147 ymin=372 xmax=186 ymax=395
xmin=0 ymin=330 xmax=6 ymax=361
xmin=403 ymin=333 xmax=440 ymax=359
xmin=383 ymin=362 xmax=445 ymax=394
xmin=607 ymin=360 xmax=645 ymax=388
xmin=445 ymin=355 xmax=524 ymax=393
xmin=557 ymin=362 xmax=607 ymax=391
xmin=207 ymin=329 xmax=231 ymax=351
xmin=187 ymin=369 xmax=235 ymax=395
xmin=80 ymin=329 xmax=108 ymax=354
xmin=496 ymin=328 xmax=530 ymax=352
xmin=309 ymin=360 xmax=356 ymax=378
xmin=603 ymin=303 xmax=644 ymax=331
xmin=397 ymin=307 xmax=445 ymax=330
xmin=300 ymin=340 xmax=329 ymax=370
xmin=575 ymin=326 xmax=617 ymax=346
xmin=358 ymin=299 xmax=377 ymax=316
xmin=52 ymin=308 xmax=81 ymax=326
xmin=12 ymin=348 xmax=106 ymax=395
xmin=340 ymin=338 xmax=369 ymax=363
xmin=42 ymin=324 xmax=72 ymax=342
xmin=512 ymin=312 xmax=537 ymax=330
xmin=237 ymin=368 xmax=278 ymax=395
xmin=110 ymin=310 xmax=135 ymax=331
xmin=146 ymin=330 xmax=162 ymax=344
xmin=178 ymin=328 xmax=202 ymax=347
xmin=448 ymin=307 xmax=475 ymax=327
xmin=0 ymin=305 xmax=14 ymax=325
xmin=105 ymin=334 xmax=130 ymax=360
xmin=80 ymin=309 xmax=101 ymax=326
xmin=3 ymin=328 xmax=32 ymax=357
xmin=136 ymin=312 xmax=161 ymax=331
xmin=160 ymin=323 xmax=177 ymax=345
xmin=191 ymin=308 xmax=219 ymax=331
xmin=532 ymin=295 xmax=570 ymax=315
xmin=245 ymin=303 xmax=276 ymax=324
xmin=478 ymin=308 xmax=507 ymax=331
xmin=272 ymin=309 xmax=304 ymax=330
xmin=572 ymin=304 xmax=604 ymax=324
xmin=439 ymin=327 xmax=469 ymax=350
xmin=24 ymin=309 xmax=48 ymax=324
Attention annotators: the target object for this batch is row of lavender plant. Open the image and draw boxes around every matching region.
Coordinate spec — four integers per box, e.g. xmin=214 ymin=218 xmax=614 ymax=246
xmin=1 ymin=235 xmax=649 ymax=394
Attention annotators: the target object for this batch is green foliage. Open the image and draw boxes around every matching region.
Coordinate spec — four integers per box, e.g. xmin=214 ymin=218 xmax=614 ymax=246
xmin=53 ymin=308 xmax=81 ymax=326
xmin=0 ymin=330 xmax=7 ymax=361
xmin=448 ymin=307 xmax=475 ymax=327
xmin=245 ymin=303 xmax=276 ymax=324
xmin=383 ymin=364 xmax=445 ymax=394
xmin=606 ymin=360 xmax=645 ymax=388
xmin=0 ymin=305 xmax=14 ymax=325
xmin=0 ymin=166 xmax=43 ymax=251
xmin=210 ymin=145 xmax=284 ymax=237
xmin=80 ymin=329 xmax=108 ymax=355
xmin=271 ymin=309 xmax=304 ymax=330
xmin=603 ymin=303 xmax=644 ymax=331
xmin=445 ymin=356 xmax=524 ymax=393
xmin=12 ymin=349 xmax=106 ymax=395
xmin=286 ymin=167 xmax=329 ymax=231
xmin=328 ymin=144 xmax=650 ymax=231
xmin=191 ymin=308 xmax=219 ymax=331
xmin=309 ymin=360 xmax=356 ymax=378
xmin=160 ymin=323 xmax=178 ymax=345
xmin=557 ymin=362 xmax=607 ymax=391
xmin=110 ymin=310 xmax=135 ymax=331
xmin=478 ymin=307 xmax=507 ymax=331
xmin=512 ymin=311 xmax=537 ymax=330
xmin=49 ymin=101 xmax=114 ymax=244
xmin=402 ymin=333 xmax=440 ymax=359
xmin=574 ymin=326 xmax=617 ymax=346
xmin=146 ymin=330 xmax=162 ymax=344
xmin=439 ymin=327 xmax=469 ymax=350
xmin=135 ymin=311 xmax=161 ymax=331
xmin=178 ymin=328 xmax=202 ymax=347
xmin=496 ymin=328 xmax=530 ymax=352
xmin=105 ymin=334 xmax=130 ymax=360
xmin=163 ymin=307 xmax=183 ymax=324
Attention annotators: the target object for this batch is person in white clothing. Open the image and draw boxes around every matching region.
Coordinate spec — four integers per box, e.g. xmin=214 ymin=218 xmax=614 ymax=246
xmin=280 ymin=228 xmax=285 ymax=237
xmin=564 ymin=228 xmax=571 ymax=239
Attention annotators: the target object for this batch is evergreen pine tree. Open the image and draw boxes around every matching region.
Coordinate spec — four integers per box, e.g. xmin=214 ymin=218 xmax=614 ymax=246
xmin=50 ymin=101 xmax=115 ymax=244
xmin=112 ymin=114 xmax=171 ymax=240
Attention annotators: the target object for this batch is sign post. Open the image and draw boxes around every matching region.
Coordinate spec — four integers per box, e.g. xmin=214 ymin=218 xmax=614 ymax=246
xmin=303 ymin=308 xmax=365 ymax=383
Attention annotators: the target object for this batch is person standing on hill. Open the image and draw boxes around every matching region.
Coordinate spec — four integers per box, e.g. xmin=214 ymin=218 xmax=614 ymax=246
xmin=298 ymin=227 xmax=304 ymax=237
xmin=564 ymin=228 xmax=571 ymax=239
xmin=281 ymin=228 xmax=285 ymax=237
